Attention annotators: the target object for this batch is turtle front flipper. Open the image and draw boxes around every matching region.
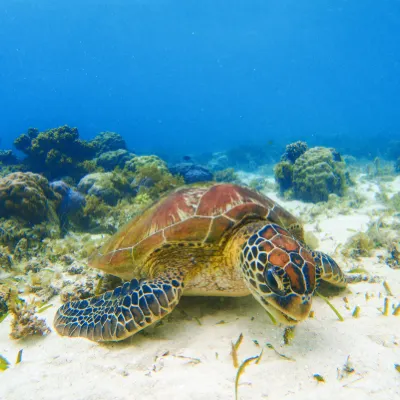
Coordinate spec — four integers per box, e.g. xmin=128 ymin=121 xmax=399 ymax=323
xmin=54 ymin=270 xmax=184 ymax=342
xmin=313 ymin=251 xmax=347 ymax=288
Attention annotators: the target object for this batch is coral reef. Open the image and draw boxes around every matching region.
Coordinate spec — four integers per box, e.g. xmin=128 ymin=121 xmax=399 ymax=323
xmin=169 ymin=163 xmax=213 ymax=184
xmin=280 ymin=141 xmax=308 ymax=163
xmin=214 ymin=168 xmax=238 ymax=183
xmin=95 ymin=149 xmax=134 ymax=171
xmin=274 ymin=161 xmax=293 ymax=193
xmin=78 ymin=172 xmax=133 ymax=205
xmin=133 ymin=164 xmax=184 ymax=199
xmin=0 ymin=172 xmax=60 ymax=223
xmin=0 ymin=150 xmax=18 ymax=165
xmin=0 ymin=245 xmax=13 ymax=271
xmin=125 ymin=155 xmax=167 ymax=172
xmin=274 ymin=144 xmax=348 ymax=202
xmin=342 ymin=232 xmax=374 ymax=259
xmin=292 ymin=147 xmax=347 ymax=202
xmin=0 ymin=172 xmax=62 ymax=251
xmin=10 ymin=301 xmax=51 ymax=340
xmin=90 ymin=131 xmax=127 ymax=155
xmin=14 ymin=125 xmax=97 ymax=180
xmin=207 ymin=152 xmax=230 ymax=171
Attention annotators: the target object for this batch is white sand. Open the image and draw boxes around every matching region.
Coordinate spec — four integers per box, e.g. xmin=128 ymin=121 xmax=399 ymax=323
xmin=1 ymin=177 xmax=399 ymax=400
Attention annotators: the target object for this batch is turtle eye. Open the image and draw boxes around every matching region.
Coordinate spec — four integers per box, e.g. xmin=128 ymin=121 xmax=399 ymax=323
xmin=264 ymin=267 xmax=287 ymax=296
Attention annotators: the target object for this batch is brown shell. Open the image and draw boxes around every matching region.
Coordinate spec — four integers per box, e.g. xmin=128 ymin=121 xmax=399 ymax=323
xmin=90 ymin=184 xmax=302 ymax=274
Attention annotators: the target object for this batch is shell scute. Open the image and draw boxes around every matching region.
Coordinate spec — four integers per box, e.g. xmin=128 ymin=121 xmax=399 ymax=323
xmin=164 ymin=217 xmax=211 ymax=242
xmin=89 ymin=184 xmax=303 ymax=278
xmin=204 ymin=216 xmax=235 ymax=243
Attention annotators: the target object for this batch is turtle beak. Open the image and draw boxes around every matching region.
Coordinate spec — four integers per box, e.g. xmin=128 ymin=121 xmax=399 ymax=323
xmin=264 ymin=293 xmax=312 ymax=325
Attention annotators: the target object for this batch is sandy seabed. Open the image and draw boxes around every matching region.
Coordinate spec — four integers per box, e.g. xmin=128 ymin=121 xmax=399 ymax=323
xmin=0 ymin=176 xmax=399 ymax=400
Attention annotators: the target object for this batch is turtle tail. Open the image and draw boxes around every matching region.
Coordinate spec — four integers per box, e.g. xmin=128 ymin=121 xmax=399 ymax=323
xmin=54 ymin=270 xmax=184 ymax=342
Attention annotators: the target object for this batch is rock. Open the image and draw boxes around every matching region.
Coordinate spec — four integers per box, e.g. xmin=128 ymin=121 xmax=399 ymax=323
xmin=169 ymin=163 xmax=213 ymax=184
xmin=50 ymin=180 xmax=86 ymax=216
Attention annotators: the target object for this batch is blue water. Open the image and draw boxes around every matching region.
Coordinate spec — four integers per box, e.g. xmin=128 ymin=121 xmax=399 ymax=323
xmin=1 ymin=0 xmax=399 ymax=157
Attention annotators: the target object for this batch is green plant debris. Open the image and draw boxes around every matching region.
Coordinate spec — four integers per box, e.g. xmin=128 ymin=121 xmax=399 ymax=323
xmin=383 ymin=297 xmax=390 ymax=316
xmin=234 ymin=351 xmax=263 ymax=400
xmin=383 ymin=281 xmax=393 ymax=296
xmin=0 ymin=311 xmax=9 ymax=323
xmin=37 ymin=304 xmax=53 ymax=313
xmin=309 ymin=310 xmax=315 ymax=318
xmin=176 ymin=355 xmax=201 ymax=365
xmin=265 ymin=309 xmax=277 ymax=325
xmin=343 ymin=297 xmax=350 ymax=310
xmin=348 ymin=267 xmax=369 ymax=274
xmin=231 ymin=333 xmax=243 ymax=368
xmin=0 ymin=355 xmax=10 ymax=371
xmin=193 ymin=317 xmax=202 ymax=326
xmin=94 ymin=277 xmax=104 ymax=296
xmin=234 ymin=333 xmax=244 ymax=350
xmin=216 ymin=320 xmax=226 ymax=325
xmin=313 ymin=374 xmax=325 ymax=383
xmin=393 ymin=304 xmax=400 ymax=316
xmin=352 ymin=306 xmax=361 ymax=318
xmin=16 ymin=349 xmax=23 ymax=364
xmin=395 ymin=364 xmax=400 ymax=373
xmin=283 ymin=326 xmax=295 ymax=345
xmin=265 ymin=343 xmax=295 ymax=361
xmin=316 ymin=291 xmax=344 ymax=321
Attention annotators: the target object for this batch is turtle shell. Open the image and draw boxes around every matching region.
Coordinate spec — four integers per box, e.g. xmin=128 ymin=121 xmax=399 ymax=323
xmin=90 ymin=184 xmax=302 ymax=278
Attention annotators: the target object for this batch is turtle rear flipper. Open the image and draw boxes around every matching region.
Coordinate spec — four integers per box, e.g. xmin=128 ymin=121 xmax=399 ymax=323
xmin=54 ymin=270 xmax=184 ymax=342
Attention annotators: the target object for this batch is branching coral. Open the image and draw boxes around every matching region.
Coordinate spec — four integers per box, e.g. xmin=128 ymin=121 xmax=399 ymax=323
xmin=9 ymin=301 xmax=51 ymax=339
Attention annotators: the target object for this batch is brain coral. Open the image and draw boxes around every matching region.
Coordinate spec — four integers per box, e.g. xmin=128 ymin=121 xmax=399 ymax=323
xmin=0 ymin=172 xmax=60 ymax=223
xmin=292 ymin=147 xmax=346 ymax=202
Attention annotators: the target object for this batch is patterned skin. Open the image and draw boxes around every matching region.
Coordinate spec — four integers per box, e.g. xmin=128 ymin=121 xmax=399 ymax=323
xmin=240 ymin=223 xmax=345 ymax=324
xmin=54 ymin=184 xmax=347 ymax=342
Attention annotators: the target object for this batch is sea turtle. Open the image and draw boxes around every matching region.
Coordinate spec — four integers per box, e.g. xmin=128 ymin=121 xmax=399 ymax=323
xmin=54 ymin=183 xmax=346 ymax=342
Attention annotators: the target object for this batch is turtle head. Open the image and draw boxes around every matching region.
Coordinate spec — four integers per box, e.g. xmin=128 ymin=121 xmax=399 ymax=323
xmin=239 ymin=223 xmax=320 ymax=325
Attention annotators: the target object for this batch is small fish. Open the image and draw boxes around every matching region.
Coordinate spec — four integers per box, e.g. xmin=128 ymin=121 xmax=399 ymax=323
xmin=183 ymin=155 xmax=192 ymax=161
xmin=266 ymin=140 xmax=274 ymax=146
